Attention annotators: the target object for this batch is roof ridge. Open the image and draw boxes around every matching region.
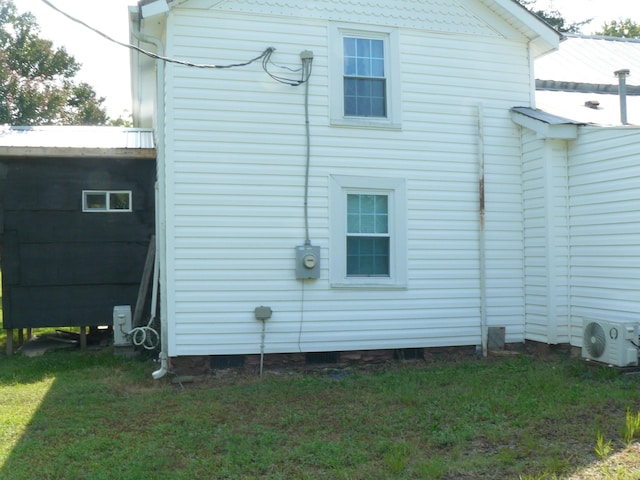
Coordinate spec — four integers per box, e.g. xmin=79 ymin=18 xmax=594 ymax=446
xmin=564 ymin=33 xmax=640 ymax=44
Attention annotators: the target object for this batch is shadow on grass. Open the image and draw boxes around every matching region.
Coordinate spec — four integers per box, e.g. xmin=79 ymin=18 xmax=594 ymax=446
xmin=1 ymin=351 xmax=640 ymax=479
xmin=0 ymin=349 xmax=162 ymax=479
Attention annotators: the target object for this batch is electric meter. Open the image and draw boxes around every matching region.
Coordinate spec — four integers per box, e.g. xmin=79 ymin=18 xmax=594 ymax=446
xmin=296 ymin=245 xmax=320 ymax=279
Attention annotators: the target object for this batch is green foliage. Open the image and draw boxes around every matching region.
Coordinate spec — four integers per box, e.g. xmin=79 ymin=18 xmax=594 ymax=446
xmin=531 ymin=9 xmax=592 ymax=34
xmin=515 ymin=0 xmax=592 ymax=33
xmin=107 ymin=111 xmax=133 ymax=127
xmin=597 ymin=19 xmax=640 ymax=39
xmin=0 ymin=0 xmax=108 ymax=125
xmin=595 ymin=431 xmax=613 ymax=459
xmin=623 ymin=409 xmax=640 ymax=445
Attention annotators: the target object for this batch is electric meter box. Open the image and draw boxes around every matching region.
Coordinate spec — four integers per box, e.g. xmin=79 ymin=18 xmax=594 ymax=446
xmin=296 ymin=245 xmax=320 ymax=279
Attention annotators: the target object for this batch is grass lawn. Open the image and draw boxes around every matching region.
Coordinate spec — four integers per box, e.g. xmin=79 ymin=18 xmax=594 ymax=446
xmin=1 ymin=339 xmax=640 ymax=479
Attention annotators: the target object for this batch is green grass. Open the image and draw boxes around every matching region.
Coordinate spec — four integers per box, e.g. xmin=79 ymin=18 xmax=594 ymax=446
xmin=1 ymin=349 xmax=640 ymax=479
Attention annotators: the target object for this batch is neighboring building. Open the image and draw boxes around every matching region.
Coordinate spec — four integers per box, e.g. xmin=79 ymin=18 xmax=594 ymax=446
xmin=0 ymin=126 xmax=156 ymax=351
xmin=535 ymin=35 xmax=640 ymax=125
xmin=129 ymin=0 xmax=564 ymax=371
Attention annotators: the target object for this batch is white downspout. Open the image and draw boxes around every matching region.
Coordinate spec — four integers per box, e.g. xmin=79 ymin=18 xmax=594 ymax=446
xmin=477 ymin=104 xmax=488 ymax=357
xmin=131 ymin=21 xmax=168 ymax=380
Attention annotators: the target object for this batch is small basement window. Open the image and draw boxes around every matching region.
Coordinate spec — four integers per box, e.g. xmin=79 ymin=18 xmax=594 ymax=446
xmin=82 ymin=190 xmax=132 ymax=212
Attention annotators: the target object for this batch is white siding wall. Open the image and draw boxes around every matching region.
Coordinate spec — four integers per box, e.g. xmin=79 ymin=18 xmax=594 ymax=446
xmin=162 ymin=6 xmax=532 ymax=356
xmin=522 ymin=134 xmax=570 ymax=344
xmin=522 ymin=131 xmax=546 ymax=341
xmin=567 ymin=127 xmax=640 ymax=346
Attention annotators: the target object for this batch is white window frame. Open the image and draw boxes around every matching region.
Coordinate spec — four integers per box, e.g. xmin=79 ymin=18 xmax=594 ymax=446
xmin=82 ymin=190 xmax=132 ymax=213
xmin=329 ymin=23 xmax=401 ymax=129
xmin=330 ymin=175 xmax=407 ymax=288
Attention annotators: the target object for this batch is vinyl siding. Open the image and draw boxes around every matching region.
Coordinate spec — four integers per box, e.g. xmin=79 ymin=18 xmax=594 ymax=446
xmin=162 ymin=5 xmax=532 ymax=356
xmin=567 ymin=127 xmax=640 ymax=346
xmin=522 ymin=134 xmax=570 ymax=344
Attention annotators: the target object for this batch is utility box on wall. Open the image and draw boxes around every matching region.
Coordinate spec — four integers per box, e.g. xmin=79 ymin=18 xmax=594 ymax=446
xmin=295 ymin=244 xmax=320 ymax=279
xmin=113 ymin=305 xmax=133 ymax=347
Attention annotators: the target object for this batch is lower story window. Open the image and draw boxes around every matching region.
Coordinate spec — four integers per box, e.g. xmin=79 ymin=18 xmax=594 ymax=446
xmin=330 ymin=175 xmax=407 ymax=288
xmin=83 ymin=190 xmax=132 ymax=212
xmin=347 ymin=194 xmax=389 ymax=276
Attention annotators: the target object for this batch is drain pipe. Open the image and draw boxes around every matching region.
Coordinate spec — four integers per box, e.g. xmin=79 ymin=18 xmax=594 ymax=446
xmin=477 ymin=104 xmax=488 ymax=357
xmin=615 ymin=69 xmax=630 ymax=125
xmin=130 ymin=12 xmax=168 ymax=379
xmin=151 ymin=181 xmax=167 ymax=380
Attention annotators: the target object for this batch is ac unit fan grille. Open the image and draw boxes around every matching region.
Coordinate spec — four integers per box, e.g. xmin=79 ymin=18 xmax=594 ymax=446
xmin=585 ymin=322 xmax=606 ymax=358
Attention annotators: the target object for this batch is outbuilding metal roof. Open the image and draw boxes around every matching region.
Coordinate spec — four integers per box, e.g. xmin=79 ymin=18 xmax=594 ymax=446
xmin=536 ymin=35 xmax=640 ymax=88
xmin=535 ymin=35 xmax=640 ymax=126
xmin=536 ymin=90 xmax=640 ymax=126
xmin=0 ymin=126 xmax=155 ymax=158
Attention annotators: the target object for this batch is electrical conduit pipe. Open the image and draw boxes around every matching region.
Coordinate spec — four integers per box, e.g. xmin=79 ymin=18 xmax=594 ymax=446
xmin=130 ymin=14 xmax=168 ymax=379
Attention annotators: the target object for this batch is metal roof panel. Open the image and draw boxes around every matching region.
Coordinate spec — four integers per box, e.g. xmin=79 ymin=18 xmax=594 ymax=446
xmin=536 ymin=35 xmax=640 ymax=87
xmin=0 ymin=126 xmax=155 ymax=149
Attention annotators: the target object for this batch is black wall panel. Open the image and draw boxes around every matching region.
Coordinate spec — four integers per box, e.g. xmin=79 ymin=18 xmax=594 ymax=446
xmin=0 ymin=156 xmax=155 ymax=329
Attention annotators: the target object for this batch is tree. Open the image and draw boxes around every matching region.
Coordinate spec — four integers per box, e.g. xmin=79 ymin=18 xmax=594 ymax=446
xmin=596 ymin=19 xmax=640 ymax=39
xmin=108 ymin=112 xmax=133 ymax=127
xmin=516 ymin=0 xmax=592 ymax=33
xmin=0 ymin=0 xmax=108 ymax=125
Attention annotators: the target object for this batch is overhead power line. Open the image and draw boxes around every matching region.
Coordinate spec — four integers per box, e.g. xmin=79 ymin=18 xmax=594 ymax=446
xmin=39 ymin=0 xmax=272 ymax=70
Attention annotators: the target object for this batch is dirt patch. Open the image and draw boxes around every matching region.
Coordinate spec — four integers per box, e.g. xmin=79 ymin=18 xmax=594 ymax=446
xmin=165 ymin=341 xmax=566 ymax=387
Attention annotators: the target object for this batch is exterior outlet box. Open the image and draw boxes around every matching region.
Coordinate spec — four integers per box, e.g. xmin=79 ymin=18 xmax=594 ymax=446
xmin=296 ymin=245 xmax=320 ymax=279
xmin=254 ymin=306 xmax=272 ymax=321
xmin=113 ymin=305 xmax=132 ymax=347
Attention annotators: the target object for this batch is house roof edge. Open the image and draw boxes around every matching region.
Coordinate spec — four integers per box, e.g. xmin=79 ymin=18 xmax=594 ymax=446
xmin=511 ymin=106 xmax=582 ymax=139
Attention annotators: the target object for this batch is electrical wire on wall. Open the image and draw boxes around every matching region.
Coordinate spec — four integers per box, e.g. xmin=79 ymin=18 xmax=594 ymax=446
xmin=263 ymin=49 xmax=313 ymax=87
xmin=41 ymin=0 xmax=316 ymax=82
xmin=297 ymin=53 xmax=314 ymax=352
xmin=298 ymin=280 xmax=306 ymax=352
xmin=299 ymin=53 xmax=314 ymax=244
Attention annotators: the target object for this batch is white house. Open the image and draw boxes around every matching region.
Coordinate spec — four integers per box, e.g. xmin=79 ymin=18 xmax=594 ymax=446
xmin=127 ymin=0 xmax=594 ymax=374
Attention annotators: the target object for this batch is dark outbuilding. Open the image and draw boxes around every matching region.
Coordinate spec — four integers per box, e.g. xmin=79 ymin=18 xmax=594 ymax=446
xmin=0 ymin=126 xmax=156 ymax=353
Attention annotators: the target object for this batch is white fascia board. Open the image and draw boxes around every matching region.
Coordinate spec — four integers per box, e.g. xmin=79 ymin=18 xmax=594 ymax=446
xmin=479 ymin=0 xmax=561 ymax=57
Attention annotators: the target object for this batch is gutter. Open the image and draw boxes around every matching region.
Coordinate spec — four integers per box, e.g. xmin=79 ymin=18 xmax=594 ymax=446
xmin=130 ymin=17 xmax=169 ymax=380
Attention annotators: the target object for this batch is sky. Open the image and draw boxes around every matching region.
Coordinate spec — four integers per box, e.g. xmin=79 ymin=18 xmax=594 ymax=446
xmin=15 ymin=0 xmax=640 ymax=119
xmin=18 ymin=0 xmax=135 ymax=119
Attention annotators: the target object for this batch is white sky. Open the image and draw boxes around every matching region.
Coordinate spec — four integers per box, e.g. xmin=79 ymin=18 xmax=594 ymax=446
xmin=15 ymin=0 xmax=640 ymax=119
xmin=18 ymin=0 xmax=134 ymax=119
xmin=533 ymin=0 xmax=640 ymax=32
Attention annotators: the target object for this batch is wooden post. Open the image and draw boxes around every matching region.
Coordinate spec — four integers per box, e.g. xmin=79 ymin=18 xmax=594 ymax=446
xmin=133 ymin=235 xmax=156 ymax=328
xmin=80 ymin=326 xmax=87 ymax=350
xmin=5 ymin=329 xmax=13 ymax=355
xmin=17 ymin=328 xmax=24 ymax=346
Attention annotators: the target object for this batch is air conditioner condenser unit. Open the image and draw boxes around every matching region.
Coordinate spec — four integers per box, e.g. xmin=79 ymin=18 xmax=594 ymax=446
xmin=582 ymin=318 xmax=640 ymax=367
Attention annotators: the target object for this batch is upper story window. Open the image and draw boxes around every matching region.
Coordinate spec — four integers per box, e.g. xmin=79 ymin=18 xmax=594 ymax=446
xmin=344 ymin=37 xmax=386 ymax=118
xmin=330 ymin=24 xmax=401 ymax=129
xmin=83 ymin=190 xmax=132 ymax=212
